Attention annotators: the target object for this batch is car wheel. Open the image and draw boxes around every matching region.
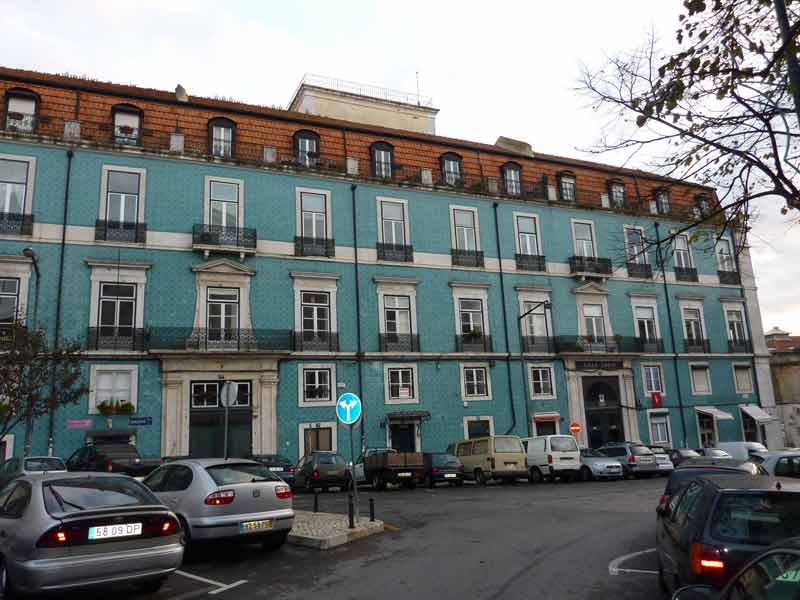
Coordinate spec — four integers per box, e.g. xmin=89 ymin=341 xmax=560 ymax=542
xmin=178 ymin=515 xmax=191 ymax=546
xmin=580 ymin=466 xmax=593 ymax=482
xmin=424 ymin=475 xmax=434 ymax=489
xmin=138 ymin=578 xmax=166 ymax=594
xmin=454 ymin=480 xmax=464 ymax=487
xmin=529 ymin=467 xmax=543 ymax=484
xmin=261 ymin=531 xmax=288 ymax=552
xmin=475 ymin=469 xmax=487 ymax=486
xmin=0 ymin=556 xmax=15 ymax=600
xmin=372 ymin=474 xmax=385 ymax=491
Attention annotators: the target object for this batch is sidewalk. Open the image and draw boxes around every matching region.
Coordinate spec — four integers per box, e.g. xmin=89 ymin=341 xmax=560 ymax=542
xmin=288 ymin=510 xmax=385 ymax=550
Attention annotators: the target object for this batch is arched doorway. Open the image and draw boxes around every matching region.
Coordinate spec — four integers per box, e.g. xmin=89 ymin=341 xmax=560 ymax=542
xmin=583 ymin=376 xmax=623 ymax=449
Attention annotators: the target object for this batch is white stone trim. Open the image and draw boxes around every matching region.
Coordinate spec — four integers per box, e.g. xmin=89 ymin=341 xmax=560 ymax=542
xmin=731 ymin=361 xmax=755 ymax=395
xmin=449 ymin=204 xmax=481 ymax=251
xmin=672 ymin=232 xmax=695 ymax=269
xmin=191 ymin=259 xmax=254 ymax=330
xmin=204 ymin=175 xmax=245 ymax=227
xmin=99 ymin=164 xmax=147 ymax=223
xmin=679 ymin=298 xmax=708 ymax=342
xmin=641 ymin=362 xmax=666 ymax=397
xmin=87 ymin=261 xmax=150 ymax=330
xmin=383 ymin=363 xmax=419 ymax=405
xmin=297 ymin=363 xmax=337 ymax=407
xmin=570 ymin=218 xmax=597 ymax=257
xmin=647 ymin=409 xmax=672 ymax=447
xmin=630 ymin=294 xmax=662 ymax=339
xmin=721 ymin=301 xmax=749 ymax=341
xmin=688 ymin=362 xmax=713 ymax=396
xmin=528 ymin=362 xmax=556 ymax=400
xmin=531 ymin=414 xmax=562 ymax=435
xmin=0 ymin=434 xmax=14 ymax=459
xmin=0 ymin=153 xmax=36 ymax=216
xmin=376 ymin=196 xmax=411 ymax=245
xmin=460 ymin=362 xmax=493 ymax=401
xmin=451 ymin=284 xmax=491 ymax=340
xmin=386 ymin=419 xmax=422 ymax=452
xmin=512 ymin=210 xmax=542 ymax=255
xmin=299 ymin=421 xmax=338 ymax=455
xmin=88 ymin=364 xmax=139 ymax=414
xmin=376 ymin=280 xmax=418 ymax=336
xmin=292 ymin=272 xmax=339 ymax=335
xmin=463 ymin=415 xmax=495 ymax=438
xmin=575 ymin=288 xmax=614 ymax=338
xmin=0 ymin=256 xmax=32 ymax=324
xmin=694 ymin=407 xmax=719 ymax=447
xmin=623 ymin=224 xmax=649 ymax=264
xmin=295 ymin=186 xmax=333 ymax=239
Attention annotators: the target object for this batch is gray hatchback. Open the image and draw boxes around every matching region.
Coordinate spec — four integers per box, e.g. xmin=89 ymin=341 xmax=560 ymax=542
xmin=0 ymin=472 xmax=183 ymax=596
xmin=143 ymin=458 xmax=294 ymax=550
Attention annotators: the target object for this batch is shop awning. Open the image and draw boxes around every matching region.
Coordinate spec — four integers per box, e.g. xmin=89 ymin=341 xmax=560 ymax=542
xmin=740 ymin=404 xmax=777 ymax=423
xmin=385 ymin=411 xmax=430 ymax=422
xmin=533 ymin=412 xmax=561 ymax=423
xmin=695 ymin=406 xmax=735 ymax=421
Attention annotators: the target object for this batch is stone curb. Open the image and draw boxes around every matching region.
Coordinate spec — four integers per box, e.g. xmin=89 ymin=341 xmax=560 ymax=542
xmin=287 ymin=511 xmax=385 ymax=550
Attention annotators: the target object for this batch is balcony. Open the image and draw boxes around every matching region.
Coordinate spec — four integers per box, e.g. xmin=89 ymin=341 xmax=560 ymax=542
xmin=521 ymin=336 xmax=555 ymax=353
xmin=113 ymin=126 xmax=140 ymax=146
xmin=148 ymin=327 xmax=293 ymax=352
xmin=379 ymin=333 xmax=420 ymax=352
xmin=456 ymin=333 xmax=493 ymax=352
xmin=674 ymin=267 xmax=698 ymax=282
xmin=5 ymin=112 xmax=36 ymax=133
xmin=295 ymin=331 xmax=339 ymax=352
xmin=0 ymin=213 xmax=34 ymax=236
xmin=515 ymin=254 xmax=547 ymax=272
xmin=376 ymin=243 xmax=414 ymax=262
xmin=192 ymin=224 xmax=257 ymax=258
xmin=554 ymin=336 xmax=627 ymax=353
xmin=684 ymin=338 xmax=711 ymax=353
xmin=568 ymin=256 xmax=613 ymax=276
xmin=451 ymin=249 xmax=485 ymax=268
xmin=0 ymin=323 xmax=27 ymax=350
xmin=718 ymin=270 xmax=741 ymax=285
xmin=728 ymin=339 xmax=753 ymax=353
xmin=87 ymin=327 xmax=145 ymax=352
xmin=95 ymin=220 xmax=147 ymax=244
xmin=294 ymin=236 xmax=335 ymax=258
xmin=626 ymin=262 xmax=653 ymax=279
xmin=635 ymin=338 xmax=665 ymax=353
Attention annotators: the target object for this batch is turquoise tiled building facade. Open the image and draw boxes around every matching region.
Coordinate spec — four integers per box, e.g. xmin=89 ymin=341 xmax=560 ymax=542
xmin=0 ymin=68 xmax=781 ymax=464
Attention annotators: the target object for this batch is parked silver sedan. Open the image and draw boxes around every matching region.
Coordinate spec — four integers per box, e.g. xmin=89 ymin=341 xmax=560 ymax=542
xmin=143 ymin=458 xmax=294 ymax=550
xmin=0 ymin=472 xmax=183 ymax=596
xmin=579 ymin=449 xmax=624 ymax=480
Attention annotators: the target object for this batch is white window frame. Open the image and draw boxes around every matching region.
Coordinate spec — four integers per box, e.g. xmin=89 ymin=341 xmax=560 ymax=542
xmin=647 ymin=409 xmax=672 ymax=447
xmin=715 ymin=237 xmax=737 ymax=272
xmin=299 ymin=421 xmax=338 ymax=456
xmin=512 ymin=211 xmax=542 ymax=256
xmin=376 ymin=196 xmax=410 ymax=246
xmin=463 ymin=415 xmax=495 ymax=438
xmin=291 ymin=271 xmax=340 ymax=336
xmin=532 ymin=414 xmax=562 ymax=436
xmin=298 ymin=363 xmax=337 ymax=407
xmin=88 ymin=364 xmax=138 ymax=414
xmin=203 ymin=175 xmax=244 ymax=228
xmin=641 ymin=363 xmax=666 ymax=396
xmin=0 ymin=153 xmax=36 ymax=218
xmin=295 ymin=187 xmax=333 ymax=241
xmin=528 ymin=363 xmax=556 ymax=400
xmin=98 ymin=165 xmax=147 ymax=225
xmin=0 ymin=256 xmax=32 ymax=324
xmin=695 ymin=409 xmax=719 ymax=447
xmin=624 ymin=225 xmax=648 ymax=265
xmin=575 ymin=283 xmax=614 ymax=338
xmin=629 ymin=293 xmax=662 ymax=340
xmin=87 ymin=260 xmax=149 ymax=337
xmin=460 ymin=362 xmax=493 ymax=401
xmin=732 ymin=362 xmax=754 ymax=394
xmin=191 ymin=259 xmax=254 ymax=331
xmin=449 ymin=205 xmax=481 ymax=252
xmin=450 ymin=283 xmax=491 ymax=342
xmin=571 ymin=219 xmax=597 ymax=258
xmin=672 ymin=233 xmax=695 ymax=269
xmin=375 ymin=277 xmax=418 ymax=336
xmin=679 ymin=299 xmax=708 ymax=346
xmin=516 ymin=288 xmax=553 ymax=339
xmin=689 ymin=362 xmax=712 ymax=396
xmin=383 ymin=363 xmax=419 ymax=405
xmin=722 ymin=301 xmax=749 ymax=343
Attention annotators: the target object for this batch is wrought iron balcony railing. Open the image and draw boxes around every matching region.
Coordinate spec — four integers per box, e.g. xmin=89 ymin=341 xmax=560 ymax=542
xmin=626 ymin=262 xmax=653 ymax=279
xmin=192 ymin=224 xmax=257 ymax=249
xmin=521 ymin=336 xmax=555 ymax=353
xmin=147 ymin=327 xmax=294 ymax=352
xmin=87 ymin=327 xmax=146 ymax=351
xmin=684 ymin=338 xmax=711 ymax=353
xmin=5 ymin=113 xmax=36 ymax=133
xmin=95 ymin=220 xmax=147 ymax=244
xmin=294 ymin=331 xmax=339 ymax=352
xmin=456 ymin=334 xmax=493 ymax=352
xmin=728 ymin=339 xmax=753 ymax=353
xmin=674 ymin=267 xmax=699 ymax=282
xmin=718 ymin=270 xmax=741 ymax=285
xmin=376 ymin=243 xmax=414 ymax=262
xmin=295 ymin=236 xmax=335 ymax=257
xmin=554 ymin=336 xmax=628 ymax=353
xmin=515 ymin=254 xmax=547 ymax=272
xmin=451 ymin=249 xmax=485 ymax=268
xmin=113 ymin=126 xmax=140 ymax=145
xmin=635 ymin=338 xmax=665 ymax=353
xmin=568 ymin=256 xmax=613 ymax=275
xmin=0 ymin=213 xmax=34 ymax=236
xmin=379 ymin=333 xmax=420 ymax=352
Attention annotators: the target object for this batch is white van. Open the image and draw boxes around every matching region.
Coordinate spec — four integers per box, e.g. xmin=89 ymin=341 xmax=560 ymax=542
xmin=522 ymin=435 xmax=580 ymax=482
xmin=716 ymin=441 xmax=768 ymax=460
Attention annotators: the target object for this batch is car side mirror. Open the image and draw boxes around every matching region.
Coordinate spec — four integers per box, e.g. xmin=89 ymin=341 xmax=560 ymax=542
xmin=672 ymin=584 xmax=717 ymax=600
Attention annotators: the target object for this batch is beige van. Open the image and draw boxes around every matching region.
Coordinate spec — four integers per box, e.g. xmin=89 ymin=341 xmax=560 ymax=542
xmin=451 ymin=436 xmax=527 ymax=485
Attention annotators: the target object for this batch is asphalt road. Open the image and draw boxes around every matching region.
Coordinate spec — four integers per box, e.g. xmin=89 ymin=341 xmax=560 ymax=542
xmin=55 ymin=477 xmax=668 ymax=600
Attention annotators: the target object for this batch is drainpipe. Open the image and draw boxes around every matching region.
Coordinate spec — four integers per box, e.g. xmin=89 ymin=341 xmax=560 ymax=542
xmin=654 ymin=223 xmax=688 ymax=448
xmin=49 ymin=149 xmax=74 ymax=456
xmin=350 ymin=184 xmax=365 ymax=449
xmin=492 ymin=203 xmax=517 ymax=434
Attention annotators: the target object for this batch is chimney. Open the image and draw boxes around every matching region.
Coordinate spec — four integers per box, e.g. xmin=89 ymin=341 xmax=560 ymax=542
xmin=175 ymin=85 xmax=189 ymax=103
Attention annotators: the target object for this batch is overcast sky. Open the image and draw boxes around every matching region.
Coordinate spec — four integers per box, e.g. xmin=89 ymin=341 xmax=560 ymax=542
xmin=3 ymin=0 xmax=798 ymax=333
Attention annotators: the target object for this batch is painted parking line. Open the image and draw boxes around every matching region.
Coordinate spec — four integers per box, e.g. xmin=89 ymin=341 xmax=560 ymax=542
xmin=608 ymin=548 xmax=658 ymax=576
xmin=174 ymin=570 xmax=248 ymax=595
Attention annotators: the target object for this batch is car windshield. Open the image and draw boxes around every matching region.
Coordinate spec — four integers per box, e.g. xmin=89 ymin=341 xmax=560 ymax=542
xmin=206 ymin=463 xmax=281 ymax=485
xmin=551 ymin=437 xmax=578 ymax=452
xmin=43 ymin=477 xmax=158 ymax=515
xmin=710 ymin=492 xmax=800 ymax=545
xmin=495 ymin=438 xmax=523 ymax=453
xmin=24 ymin=458 xmax=66 ymax=472
xmin=631 ymin=446 xmax=654 ymax=456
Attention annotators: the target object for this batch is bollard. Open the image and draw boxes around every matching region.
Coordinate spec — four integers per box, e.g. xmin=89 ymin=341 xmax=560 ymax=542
xmin=348 ymin=493 xmax=355 ymax=529
xmin=313 ymin=490 xmax=319 ymax=513
xmin=369 ymin=497 xmax=375 ymax=522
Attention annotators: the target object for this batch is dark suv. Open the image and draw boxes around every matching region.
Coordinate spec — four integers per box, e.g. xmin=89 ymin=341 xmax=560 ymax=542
xmin=656 ymin=474 xmax=800 ymax=595
xmin=598 ymin=442 xmax=659 ymax=478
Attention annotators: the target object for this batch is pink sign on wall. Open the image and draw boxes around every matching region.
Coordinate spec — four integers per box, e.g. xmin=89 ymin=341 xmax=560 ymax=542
xmin=67 ymin=419 xmax=92 ymax=429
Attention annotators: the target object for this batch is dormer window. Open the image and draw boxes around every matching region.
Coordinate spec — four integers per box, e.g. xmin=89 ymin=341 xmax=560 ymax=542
xmin=440 ymin=153 xmax=463 ymax=186
xmin=294 ymin=130 xmax=320 ymax=167
xmin=652 ymin=188 xmax=671 ymax=214
xmin=694 ymin=194 xmax=711 ymax=218
xmin=209 ymin=117 xmax=235 ymax=159
xmin=557 ymin=171 xmax=576 ymax=202
xmin=112 ymin=104 xmax=141 ymax=145
xmin=371 ymin=142 xmax=394 ymax=178
xmin=608 ymin=180 xmax=625 ymax=208
xmin=5 ymin=89 xmax=38 ymax=133
xmin=501 ymin=162 xmax=521 ymax=196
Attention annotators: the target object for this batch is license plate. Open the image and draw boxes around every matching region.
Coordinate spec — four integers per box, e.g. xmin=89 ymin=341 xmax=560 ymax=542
xmin=269 ymin=467 xmax=283 ymax=471
xmin=398 ymin=472 xmax=412 ymax=478
xmin=240 ymin=519 xmax=273 ymax=532
xmin=444 ymin=473 xmax=457 ymax=479
xmin=88 ymin=523 xmax=142 ymax=540
xmin=504 ymin=462 xmax=517 ymax=466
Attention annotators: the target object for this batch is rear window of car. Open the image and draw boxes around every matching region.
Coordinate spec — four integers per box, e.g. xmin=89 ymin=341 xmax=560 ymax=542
xmin=631 ymin=446 xmax=654 ymax=456
xmin=711 ymin=492 xmax=800 ymax=545
xmin=495 ymin=438 xmax=523 ymax=453
xmin=315 ymin=454 xmax=345 ymax=466
xmin=24 ymin=458 xmax=66 ymax=472
xmin=550 ymin=437 xmax=578 ymax=452
xmin=97 ymin=444 xmax=141 ymax=459
xmin=43 ymin=477 xmax=158 ymax=515
xmin=650 ymin=447 xmax=666 ymax=455
xmin=433 ymin=454 xmax=460 ymax=466
xmin=205 ymin=463 xmax=281 ymax=485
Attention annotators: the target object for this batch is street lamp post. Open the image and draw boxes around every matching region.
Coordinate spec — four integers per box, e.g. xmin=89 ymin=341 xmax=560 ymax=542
xmin=518 ymin=301 xmax=552 ymax=436
xmin=21 ymin=248 xmax=40 ymax=459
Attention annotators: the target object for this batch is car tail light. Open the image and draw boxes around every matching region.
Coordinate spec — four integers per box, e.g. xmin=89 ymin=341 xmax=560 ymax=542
xmin=312 ymin=469 xmax=320 ymax=479
xmin=547 ymin=454 xmax=553 ymax=465
xmin=288 ymin=466 xmax=296 ymax=473
xmin=432 ymin=467 xmax=440 ymax=473
xmin=628 ymin=455 xmax=637 ymax=464
xmin=107 ymin=459 xmax=113 ymax=472
xmin=275 ymin=485 xmax=292 ymax=500
xmin=658 ymin=495 xmax=670 ymax=509
xmin=37 ymin=527 xmax=70 ymax=548
xmin=142 ymin=515 xmax=181 ymax=536
xmin=204 ymin=490 xmax=235 ymax=505
xmin=691 ymin=543 xmax=725 ymax=576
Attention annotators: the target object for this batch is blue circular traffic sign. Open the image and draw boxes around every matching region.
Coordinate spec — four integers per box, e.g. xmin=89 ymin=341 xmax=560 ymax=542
xmin=336 ymin=393 xmax=362 ymax=426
